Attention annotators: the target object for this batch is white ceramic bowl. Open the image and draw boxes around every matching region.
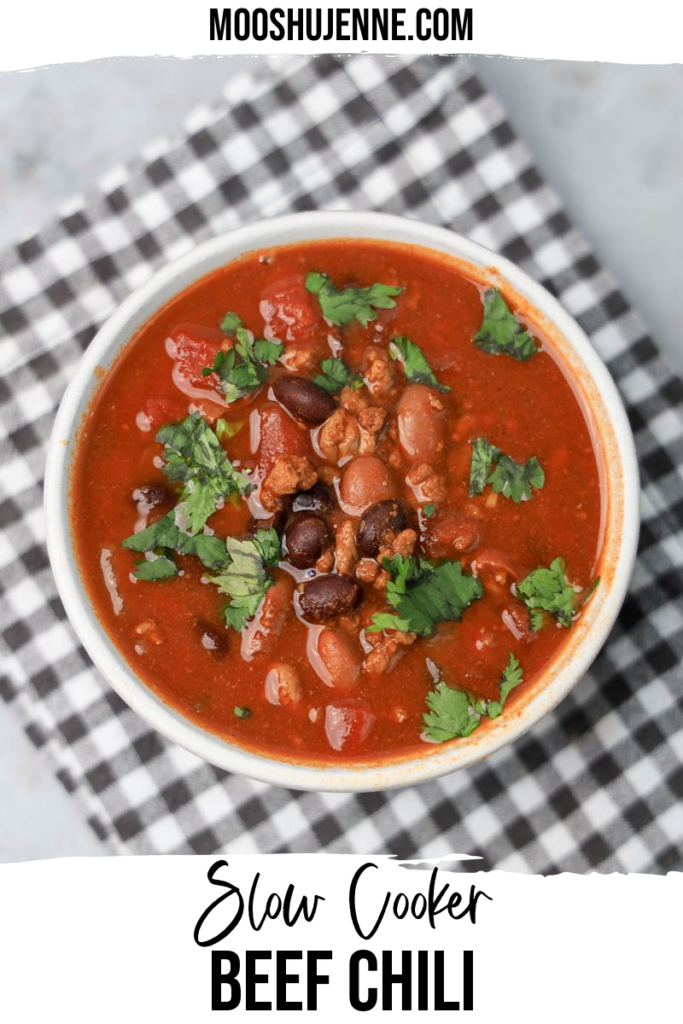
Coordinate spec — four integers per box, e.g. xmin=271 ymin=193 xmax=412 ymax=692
xmin=45 ymin=212 xmax=639 ymax=791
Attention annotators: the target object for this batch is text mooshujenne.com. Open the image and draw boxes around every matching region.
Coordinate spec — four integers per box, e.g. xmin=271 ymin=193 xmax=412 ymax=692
xmin=210 ymin=7 xmax=473 ymax=43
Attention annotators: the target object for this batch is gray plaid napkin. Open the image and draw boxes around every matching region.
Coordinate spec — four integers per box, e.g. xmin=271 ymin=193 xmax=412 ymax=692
xmin=1 ymin=55 xmax=681 ymax=871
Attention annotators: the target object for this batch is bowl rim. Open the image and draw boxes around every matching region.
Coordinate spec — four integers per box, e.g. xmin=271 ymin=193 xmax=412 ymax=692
xmin=44 ymin=210 xmax=640 ymax=792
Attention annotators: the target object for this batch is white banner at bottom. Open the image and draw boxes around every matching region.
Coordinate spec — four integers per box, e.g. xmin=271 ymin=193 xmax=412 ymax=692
xmin=0 ymin=855 xmax=679 ymax=1020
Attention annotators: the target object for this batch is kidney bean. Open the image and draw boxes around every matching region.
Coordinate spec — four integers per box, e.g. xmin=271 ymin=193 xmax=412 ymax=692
xmin=292 ymin=482 xmax=334 ymax=513
xmin=339 ymin=455 xmax=397 ymax=515
xmin=284 ymin=513 xmax=331 ymax=569
xmin=299 ymin=574 xmax=362 ymax=623
xmin=265 ymin=663 xmax=303 ymax=705
xmin=315 ymin=628 xmax=361 ymax=689
xmin=241 ymin=577 xmax=293 ymax=661
xmin=358 ymin=499 xmax=408 ymax=557
xmin=272 ymin=376 xmax=336 ymax=425
xmin=397 ymin=383 xmax=445 ymax=463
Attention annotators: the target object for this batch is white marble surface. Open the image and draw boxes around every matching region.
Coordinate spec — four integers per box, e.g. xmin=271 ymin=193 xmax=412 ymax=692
xmin=0 ymin=57 xmax=681 ymax=863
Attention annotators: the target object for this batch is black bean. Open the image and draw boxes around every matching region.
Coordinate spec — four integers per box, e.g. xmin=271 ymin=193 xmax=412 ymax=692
xmin=272 ymin=376 xmax=336 ymax=425
xmin=284 ymin=513 xmax=331 ymax=569
xmin=293 ymin=483 xmax=334 ymax=513
xmin=132 ymin=483 xmax=173 ymax=511
xmin=357 ymin=500 xmax=408 ymax=557
xmin=195 ymin=621 xmax=228 ymax=658
xmin=299 ymin=574 xmax=362 ymax=623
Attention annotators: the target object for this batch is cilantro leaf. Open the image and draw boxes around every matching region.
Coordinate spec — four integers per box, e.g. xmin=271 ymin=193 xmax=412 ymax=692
xmin=205 ymin=312 xmax=283 ymax=403
xmin=176 ymin=532 xmax=231 ymax=570
xmin=469 ymin=436 xmax=544 ymax=503
xmin=488 ymin=455 xmax=545 ymax=503
xmin=423 ymin=682 xmax=481 ymax=742
xmin=313 ymin=357 xmax=361 ymax=395
xmin=474 ymin=289 xmax=538 ymax=361
xmin=367 ymin=555 xmax=483 ymax=638
xmin=122 ymin=511 xmax=179 ymax=553
xmin=252 ymin=338 xmax=283 ymax=365
xmin=210 ymin=529 xmax=282 ymax=631
xmin=305 ymin=271 xmax=402 ymax=327
xmin=123 ymin=511 xmax=230 ymax=571
xmin=487 ymin=654 xmax=523 ymax=719
xmin=422 ymin=653 xmax=524 ymax=742
xmin=122 ymin=414 xmax=253 ymax=573
xmin=389 ymin=336 xmax=450 ymax=393
xmin=251 ymin=526 xmax=282 ymax=567
xmin=468 ymin=437 xmax=501 ymax=496
xmin=220 ymin=311 xmax=243 ymax=333
xmin=516 ymin=557 xmax=599 ymax=629
xmin=132 ymin=555 xmax=178 ymax=581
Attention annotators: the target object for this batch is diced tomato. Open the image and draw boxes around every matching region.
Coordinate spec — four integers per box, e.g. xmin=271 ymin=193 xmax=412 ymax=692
xmin=167 ymin=324 xmax=225 ymax=390
xmin=136 ymin=397 xmax=176 ymax=433
xmin=251 ymin=401 xmax=312 ymax=475
xmin=324 ymin=701 xmax=376 ymax=753
xmin=259 ymin=276 xmax=320 ymax=342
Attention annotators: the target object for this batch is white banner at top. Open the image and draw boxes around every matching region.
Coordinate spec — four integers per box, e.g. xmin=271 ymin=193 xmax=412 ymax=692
xmin=1 ymin=0 xmax=682 ymax=72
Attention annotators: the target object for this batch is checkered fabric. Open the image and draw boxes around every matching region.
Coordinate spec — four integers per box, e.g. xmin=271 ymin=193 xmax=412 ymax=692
xmin=1 ymin=55 xmax=681 ymax=872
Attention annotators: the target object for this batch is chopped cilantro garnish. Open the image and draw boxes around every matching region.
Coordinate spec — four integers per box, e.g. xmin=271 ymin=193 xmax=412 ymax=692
xmin=516 ymin=557 xmax=599 ymax=630
xmin=177 ymin=533 xmax=231 ymax=570
xmin=210 ymin=528 xmax=282 ymax=631
xmin=468 ymin=435 xmax=545 ymax=503
xmin=132 ymin=554 xmax=179 ymax=582
xmin=423 ymin=504 xmax=436 ymax=518
xmin=389 ymin=336 xmax=450 ymax=393
xmin=367 ymin=554 xmax=483 ymax=638
xmin=122 ymin=414 xmax=253 ymax=576
xmin=489 ymin=455 xmax=545 ymax=503
xmin=422 ymin=653 xmax=524 ymax=742
xmin=234 ymin=705 xmax=252 ymax=720
xmin=305 ymin=271 xmax=402 ymax=327
xmin=313 ymin=357 xmax=362 ymax=395
xmin=204 ymin=312 xmax=283 ymax=403
xmin=468 ymin=437 xmax=500 ymax=496
xmin=474 ymin=289 xmax=538 ymax=361
xmin=123 ymin=511 xmax=181 ymax=554
xmin=423 ymin=683 xmax=481 ymax=741
xmin=123 ymin=512 xmax=231 ymax=571
xmin=220 ymin=311 xmax=243 ymax=334
xmin=156 ymin=414 xmax=253 ymax=535
xmin=486 ymin=654 xmax=523 ymax=719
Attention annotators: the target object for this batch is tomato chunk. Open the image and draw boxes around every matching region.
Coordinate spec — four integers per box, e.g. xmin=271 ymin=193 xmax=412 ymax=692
xmin=324 ymin=701 xmax=376 ymax=753
xmin=136 ymin=397 xmax=176 ymax=432
xmin=252 ymin=401 xmax=312 ymax=475
xmin=260 ymin=276 xmax=320 ymax=342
